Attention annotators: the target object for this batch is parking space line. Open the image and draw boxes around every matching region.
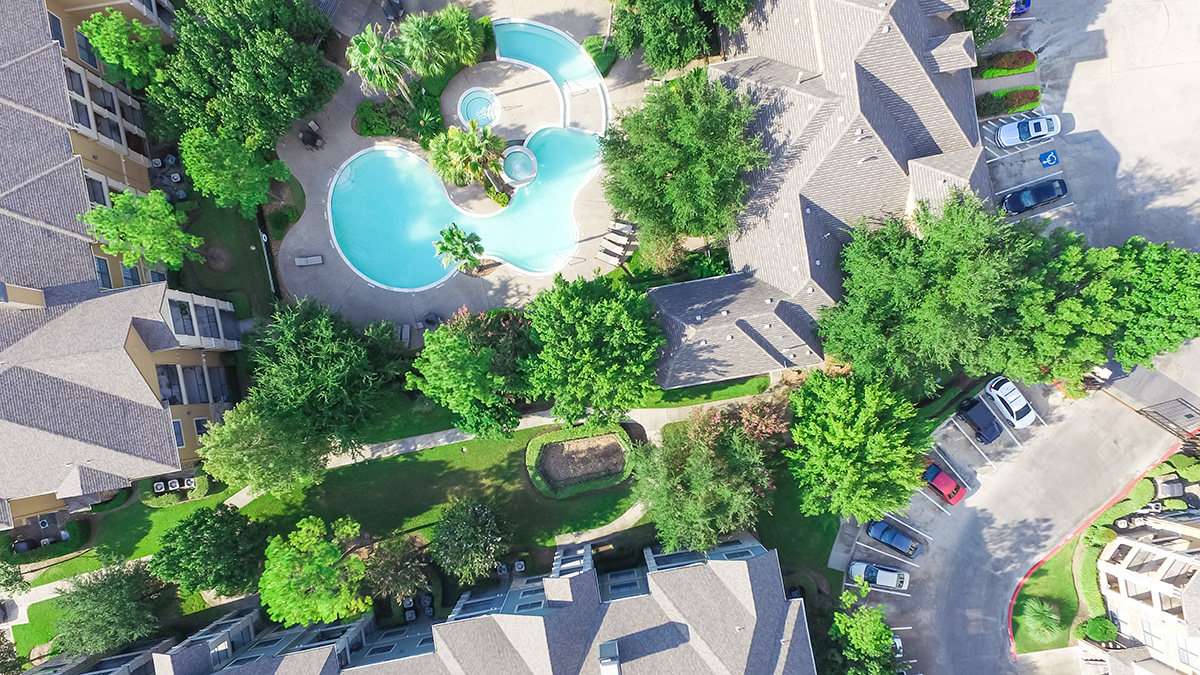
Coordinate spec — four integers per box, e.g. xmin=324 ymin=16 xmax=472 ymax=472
xmin=854 ymin=541 xmax=920 ymax=568
xmin=978 ymin=395 xmax=1023 ymax=447
xmin=918 ymin=489 xmax=951 ymax=515
xmin=893 ymin=626 xmax=913 ymax=631
xmin=885 ymin=514 xmax=933 ymax=542
xmin=1029 ymin=201 xmax=1075 ymax=218
xmin=948 ymin=417 xmax=996 ymax=468
xmin=844 ymin=582 xmax=911 ymax=598
xmin=932 ymin=445 xmax=971 ymax=488
xmin=1035 ymin=409 xmax=1048 ymax=426
xmin=996 ymin=169 xmax=1064 ymax=195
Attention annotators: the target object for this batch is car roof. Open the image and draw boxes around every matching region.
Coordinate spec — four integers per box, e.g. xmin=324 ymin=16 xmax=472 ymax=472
xmin=961 ymin=398 xmax=998 ymax=425
xmin=931 ymin=471 xmax=957 ymax=492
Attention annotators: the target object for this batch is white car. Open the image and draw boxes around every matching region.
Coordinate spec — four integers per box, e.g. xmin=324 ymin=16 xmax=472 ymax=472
xmin=849 ymin=560 xmax=909 ymax=590
xmin=985 ymin=376 xmax=1037 ymax=429
xmin=995 ymin=114 xmax=1060 ymax=148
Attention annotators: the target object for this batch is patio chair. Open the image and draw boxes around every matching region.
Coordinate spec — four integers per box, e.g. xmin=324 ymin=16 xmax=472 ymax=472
xmin=603 ymin=232 xmax=630 ymax=249
xmin=596 ymin=249 xmax=623 ymax=266
xmin=299 ymin=132 xmax=316 ymax=152
xmin=308 ymin=120 xmax=320 ymax=133
xmin=294 ymin=255 xmax=324 ymax=267
xmin=400 ymin=324 xmax=412 ymax=347
xmin=609 ymin=221 xmax=634 ymax=234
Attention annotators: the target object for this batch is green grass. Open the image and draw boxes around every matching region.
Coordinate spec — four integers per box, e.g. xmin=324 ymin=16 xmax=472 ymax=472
xmin=11 ymin=597 xmax=64 ymax=661
xmin=287 ymin=175 xmax=306 ymax=218
xmin=1013 ymin=536 xmax=1080 ymax=653
xmin=640 ymin=375 xmax=770 ymax=408
xmin=242 ymin=426 xmax=637 ymax=549
xmin=182 ymin=196 xmax=276 ymax=318
xmin=756 ymin=466 xmax=844 ymax=597
xmin=1 ymin=521 xmax=90 ymax=565
xmin=359 ymin=388 xmax=457 ymax=444
xmin=30 ymin=484 xmax=238 ymax=587
xmin=583 ymin=35 xmax=618 ymax=76
xmin=526 ymin=424 xmax=633 ymax=498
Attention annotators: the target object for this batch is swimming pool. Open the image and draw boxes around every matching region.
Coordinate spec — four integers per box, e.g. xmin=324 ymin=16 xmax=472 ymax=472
xmin=329 ymin=128 xmax=599 ymax=291
xmin=458 ymin=87 xmax=499 ymax=126
xmin=494 ymin=20 xmax=609 ymax=128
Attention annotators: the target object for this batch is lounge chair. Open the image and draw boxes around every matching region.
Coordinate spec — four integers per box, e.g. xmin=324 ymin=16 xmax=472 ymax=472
xmin=603 ymin=232 xmax=630 ymax=249
xmin=596 ymin=249 xmax=623 ymax=266
xmin=308 ymin=120 xmax=320 ymax=132
xmin=295 ymin=255 xmax=324 ymax=267
xmin=400 ymin=324 xmax=412 ymax=347
xmin=609 ymin=221 xmax=634 ymax=234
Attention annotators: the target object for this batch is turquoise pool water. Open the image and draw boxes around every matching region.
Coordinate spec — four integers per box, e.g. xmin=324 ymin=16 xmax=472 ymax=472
xmin=494 ymin=21 xmax=602 ymax=92
xmin=459 ymin=88 xmax=498 ymax=126
xmin=330 ymin=128 xmax=599 ymax=290
xmin=504 ymin=150 xmax=535 ymax=182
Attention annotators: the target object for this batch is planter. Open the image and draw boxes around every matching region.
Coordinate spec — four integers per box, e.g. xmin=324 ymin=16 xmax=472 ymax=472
xmin=973 ymin=50 xmax=1037 ymax=79
xmin=976 ymin=86 xmax=1041 ymax=118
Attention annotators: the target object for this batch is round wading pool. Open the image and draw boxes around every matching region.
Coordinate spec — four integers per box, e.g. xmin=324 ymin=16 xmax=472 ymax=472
xmin=458 ymin=87 xmax=499 ymax=126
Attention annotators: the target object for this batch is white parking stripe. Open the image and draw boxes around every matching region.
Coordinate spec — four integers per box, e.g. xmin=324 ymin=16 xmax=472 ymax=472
xmin=1031 ymin=201 xmax=1075 ymax=218
xmin=932 ymin=445 xmax=971 ymax=487
xmin=996 ymin=169 xmax=1064 ymax=195
xmin=978 ymin=395 xmax=1023 ymax=447
xmin=884 ymin=514 xmax=934 ymax=542
xmin=1034 ymin=409 xmax=1048 ymax=426
xmin=892 ymin=626 xmax=914 ymax=631
xmin=854 ymin=541 xmax=920 ymax=568
xmin=844 ymin=582 xmax=911 ymax=598
xmin=918 ymin=489 xmax=951 ymax=515
xmin=948 ymin=417 xmax=996 ymax=467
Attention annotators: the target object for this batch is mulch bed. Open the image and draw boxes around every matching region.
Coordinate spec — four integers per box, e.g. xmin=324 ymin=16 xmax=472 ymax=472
xmin=539 ymin=434 xmax=626 ymax=488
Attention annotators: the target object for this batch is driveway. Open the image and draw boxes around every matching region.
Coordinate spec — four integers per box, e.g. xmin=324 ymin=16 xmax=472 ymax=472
xmin=986 ymin=0 xmax=1200 ymax=250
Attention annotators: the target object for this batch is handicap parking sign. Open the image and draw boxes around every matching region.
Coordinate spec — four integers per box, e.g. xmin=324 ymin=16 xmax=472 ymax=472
xmin=1040 ymin=150 xmax=1059 ymax=167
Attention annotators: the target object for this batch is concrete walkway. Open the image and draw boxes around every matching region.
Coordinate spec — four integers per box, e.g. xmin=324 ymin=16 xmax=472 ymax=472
xmin=974 ymin=69 xmax=1041 ymax=95
xmin=0 ymin=556 xmax=151 ymax=643
xmin=556 ymin=502 xmax=646 ymax=545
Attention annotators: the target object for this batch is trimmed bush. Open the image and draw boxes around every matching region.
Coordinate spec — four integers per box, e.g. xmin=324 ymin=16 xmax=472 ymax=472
xmin=974 ymin=50 xmax=1037 ymax=79
xmin=143 ymin=491 xmax=180 ymax=508
xmin=976 ymin=86 xmax=1041 ymax=117
xmin=526 ymin=424 xmax=633 ymax=499
xmin=355 ymin=100 xmax=392 ymax=137
xmin=89 ymin=488 xmax=132 ymax=513
xmin=1128 ymin=478 xmax=1156 ymax=506
xmin=187 ymin=471 xmax=210 ymax=501
xmin=479 ymin=16 xmax=495 ymax=53
xmin=1085 ymin=617 xmax=1118 ymax=642
xmin=485 ymin=183 xmax=510 ymax=207
xmin=269 ymin=205 xmax=298 ymax=240
xmin=1079 ymin=544 xmax=1105 ymax=615
xmin=355 ymin=92 xmax=445 ymax=148
xmin=1164 ymin=498 xmax=1188 ymax=511
xmin=583 ymin=36 xmax=618 ymax=77
xmin=1021 ymin=598 xmax=1061 ymax=641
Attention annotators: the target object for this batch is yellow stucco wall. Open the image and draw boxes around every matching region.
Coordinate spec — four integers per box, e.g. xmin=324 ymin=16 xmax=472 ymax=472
xmin=7 ymin=494 xmax=70 ymax=526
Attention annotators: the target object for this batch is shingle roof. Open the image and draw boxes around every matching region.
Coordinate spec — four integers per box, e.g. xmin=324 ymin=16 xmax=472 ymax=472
xmin=908 ymin=145 xmax=993 ymax=209
xmin=221 ymin=646 xmax=339 ymax=675
xmin=926 ymin=32 xmax=978 ymax=73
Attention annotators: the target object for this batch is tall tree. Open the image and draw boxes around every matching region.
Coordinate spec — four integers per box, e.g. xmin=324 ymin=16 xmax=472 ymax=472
xmin=523 ymin=275 xmax=664 ymax=425
xmin=1108 ymin=237 xmax=1200 ymax=368
xmin=55 ymin=562 xmax=164 ymax=657
xmin=148 ymin=0 xmax=340 ymax=147
xmin=79 ymin=10 xmax=165 ymax=89
xmin=80 ymin=190 xmax=201 ymax=270
xmin=786 ymin=372 xmax=933 ymax=522
xmin=427 ymin=120 xmax=508 ymax=191
xmin=198 ymin=399 xmax=331 ymax=496
xmin=0 ymin=632 xmax=24 ymax=675
xmin=703 ymin=0 xmax=756 ymax=31
xmin=364 ymin=534 xmax=430 ymax=599
xmin=600 ymin=68 xmax=766 ymax=267
xmin=958 ymin=0 xmax=1012 ymax=49
xmin=259 ymin=517 xmax=369 ymax=626
xmin=0 ymin=560 xmax=29 ymax=596
xmin=347 ymin=24 xmax=414 ymax=104
xmin=179 ymin=128 xmax=291 ymax=218
xmin=832 ymin=589 xmax=903 ymax=675
xmin=436 ymin=4 xmax=485 ymax=69
xmin=430 ymin=500 xmax=507 ymax=585
xmin=149 ymin=505 xmax=268 ymax=596
xmin=395 ymin=5 xmax=483 ymax=78
xmin=433 ymin=222 xmax=484 ymax=271
xmin=612 ymin=0 xmax=711 ymax=73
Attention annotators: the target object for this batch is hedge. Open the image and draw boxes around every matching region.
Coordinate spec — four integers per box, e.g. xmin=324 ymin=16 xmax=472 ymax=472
xmin=583 ymin=36 xmax=618 ymax=77
xmin=976 ymin=86 xmax=1041 ymax=117
xmin=0 ymin=520 xmax=90 ymax=564
xmin=1079 ymin=543 xmax=1106 ymax=616
xmin=974 ymin=50 xmax=1037 ymax=79
xmin=526 ymin=424 xmax=634 ymax=499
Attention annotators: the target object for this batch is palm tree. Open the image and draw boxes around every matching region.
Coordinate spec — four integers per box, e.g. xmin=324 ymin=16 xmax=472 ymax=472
xmin=433 ymin=222 xmax=484 ymax=271
xmin=396 ymin=13 xmax=451 ymax=78
xmin=427 ymin=120 xmax=509 ymax=192
xmin=437 ymin=4 xmax=484 ymax=68
xmin=347 ymin=24 xmax=414 ymax=106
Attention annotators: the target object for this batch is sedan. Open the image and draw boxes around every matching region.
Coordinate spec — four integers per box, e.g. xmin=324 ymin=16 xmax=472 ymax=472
xmin=995 ymin=114 xmax=1059 ymax=148
xmin=1002 ymin=179 xmax=1068 ymax=215
xmin=986 ymin=376 xmax=1037 ymax=429
xmin=866 ymin=521 xmax=923 ymax=558
xmin=923 ymin=463 xmax=965 ymax=505
xmin=849 ymin=560 xmax=909 ymax=591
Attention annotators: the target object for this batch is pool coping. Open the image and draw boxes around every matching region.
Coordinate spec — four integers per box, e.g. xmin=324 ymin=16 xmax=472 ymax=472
xmin=456 ymin=86 xmax=502 ymax=127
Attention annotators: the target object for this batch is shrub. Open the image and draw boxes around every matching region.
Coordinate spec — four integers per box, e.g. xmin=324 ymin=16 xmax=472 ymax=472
xmin=1164 ymin=498 xmax=1188 ymax=511
xmin=1072 ymin=622 xmax=1088 ymax=639
xmin=485 ymin=183 xmax=510 ymax=207
xmin=1 ymin=520 xmax=91 ymax=564
xmin=1085 ymin=617 xmax=1118 ymax=642
xmin=583 ymin=35 xmax=618 ymax=77
xmin=143 ymin=491 xmax=180 ymax=508
xmin=355 ymin=100 xmax=392 ymax=137
xmin=187 ymin=471 xmax=210 ymax=500
xmin=526 ymin=424 xmax=634 ymax=499
xmin=89 ymin=488 xmax=132 ymax=513
xmin=1080 ymin=544 xmax=1106 ymax=615
xmin=268 ymin=206 xmax=298 ymax=240
xmin=1083 ymin=524 xmax=1117 ymax=547
xmin=1174 ymin=457 xmax=1200 ymax=482
xmin=974 ymin=50 xmax=1037 ymax=78
xmin=479 ymin=16 xmax=495 ymax=53
xmin=1021 ymin=598 xmax=1061 ymax=641
xmin=1128 ymin=478 xmax=1156 ymax=506
xmin=976 ymin=86 xmax=1041 ymax=117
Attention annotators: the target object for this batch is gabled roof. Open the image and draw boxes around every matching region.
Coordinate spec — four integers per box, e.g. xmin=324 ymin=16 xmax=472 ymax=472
xmin=926 ymin=32 xmax=978 ymax=73
xmin=908 ymin=145 xmax=993 ymax=209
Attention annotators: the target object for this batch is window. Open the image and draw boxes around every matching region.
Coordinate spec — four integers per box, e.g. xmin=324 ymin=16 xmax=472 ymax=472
xmin=150 ymin=269 xmax=167 ymax=283
xmin=121 ymin=103 xmax=144 ymax=129
xmin=1180 ymin=638 xmax=1200 ymax=668
xmin=172 ymin=419 xmax=184 ymax=448
xmin=65 ymin=68 xmax=84 ymax=96
xmin=1142 ymin=619 xmax=1165 ymax=651
xmin=194 ymin=418 xmax=209 ymax=438
xmin=91 ymin=87 xmax=115 ymax=112
xmin=156 ymin=365 xmax=183 ymax=405
xmin=121 ymin=265 xmax=141 ymax=287
xmin=220 ymin=310 xmax=241 ymax=341
xmin=75 ymin=30 xmax=98 ymax=68
xmin=85 ymin=177 xmax=106 ymax=205
xmin=93 ymin=256 xmax=111 ymax=289
xmin=208 ymin=366 xmax=231 ymax=402
xmin=72 ymin=100 xmax=92 ymax=129
xmin=417 ymin=637 xmax=434 ymax=647
xmin=195 ymin=305 xmax=221 ymax=338
xmin=520 ymin=588 xmax=545 ymax=598
xmin=515 ymin=601 xmax=543 ymax=613
xmin=181 ymin=366 xmax=208 ymax=404
xmin=96 ymin=114 xmax=123 ymax=143
xmin=366 ymin=645 xmax=396 ymax=656
xmin=169 ymin=300 xmax=194 ymax=335
xmin=48 ymin=12 xmax=65 ymax=49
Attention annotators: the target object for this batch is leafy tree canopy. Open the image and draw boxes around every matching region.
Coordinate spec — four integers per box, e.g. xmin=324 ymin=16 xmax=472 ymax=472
xmin=79 ymin=9 xmax=165 ymax=89
xmin=55 ymin=562 xmax=164 ymax=657
xmin=198 ymin=398 xmax=333 ymax=496
xmin=430 ymin=500 xmax=507 ymax=585
xmin=394 ymin=4 xmax=484 ymax=79
xmin=259 ymin=516 xmax=369 ymax=626
xmin=0 ymin=559 xmax=29 ymax=596
xmin=179 ymin=127 xmax=291 ymax=218
xmin=524 ymin=275 xmax=664 ymax=425
xmin=364 ymin=534 xmax=430 ymax=599
xmin=433 ymin=222 xmax=484 ymax=271
xmin=787 ymin=372 xmax=933 ymax=522
xmin=1108 ymin=237 xmax=1200 ymax=368
xmin=612 ymin=0 xmax=709 ymax=73
xmin=632 ymin=403 xmax=785 ymax=552
xmin=148 ymin=0 xmax=339 ymax=147
xmin=0 ymin=631 xmax=23 ymax=675
xmin=149 ymin=505 xmax=268 ymax=596
xmin=347 ymin=23 xmax=414 ymax=104
xmin=427 ymin=120 xmax=506 ymax=190
xmin=80 ymin=190 xmax=201 ymax=270
xmin=957 ymin=0 xmax=1011 ymax=49
xmin=600 ymin=68 xmax=766 ymax=253
xmin=831 ymin=589 xmax=903 ymax=675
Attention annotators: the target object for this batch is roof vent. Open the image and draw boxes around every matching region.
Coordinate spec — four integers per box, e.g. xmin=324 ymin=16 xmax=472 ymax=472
xmin=815 ymin=260 xmax=821 ymax=266
xmin=855 ymin=128 xmax=863 ymax=135
xmin=765 ymin=298 xmax=773 ymax=304
xmin=727 ymin=335 xmax=734 ymax=341
xmin=807 ymin=103 xmax=814 ymax=110
xmin=764 ymin=323 xmax=772 ymax=329
xmin=881 ymin=25 xmax=890 ymax=34
xmin=699 ymin=340 xmax=707 ymax=346
xmin=721 ymin=310 xmax=729 ymax=316
xmin=807 ymin=287 xmax=815 ymax=293
xmin=805 ymin=208 xmax=811 ymax=214
xmin=793 ymin=17 xmax=800 ymax=24
xmin=599 ymin=640 xmax=621 ymax=675
xmin=695 ymin=315 xmax=702 ymax=321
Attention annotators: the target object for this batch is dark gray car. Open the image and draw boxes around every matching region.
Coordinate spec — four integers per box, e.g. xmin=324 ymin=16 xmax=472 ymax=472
xmin=957 ymin=398 xmax=1003 ymax=444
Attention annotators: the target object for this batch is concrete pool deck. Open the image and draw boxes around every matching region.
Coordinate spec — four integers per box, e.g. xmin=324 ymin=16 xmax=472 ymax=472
xmin=441 ymin=61 xmax=562 ymax=141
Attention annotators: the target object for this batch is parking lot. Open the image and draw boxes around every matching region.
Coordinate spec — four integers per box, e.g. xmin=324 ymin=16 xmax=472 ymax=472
xmin=982 ymin=108 xmax=1079 ymax=227
xmin=841 ymin=381 xmax=1053 ymax=675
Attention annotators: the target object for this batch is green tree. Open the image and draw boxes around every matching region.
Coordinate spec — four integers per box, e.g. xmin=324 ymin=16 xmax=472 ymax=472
xmin=0 ymin=559 xmax=29 ymax=596
xmin=430 ymin=500 xmax=507 ymax=585
xmin=600 ymin=68 xmax=766 ymax=265
xmin=433 ymin=222 xmax=484 ymax=271
xmin=1021 ymin=598 xmax=1062 ymax=641
xmin=612 ymin=0 xmax=710 ymax=73
xmin=631 ymin=404 xmax=783 ymax=552
xmin=524 ymin=275 xmax=664 ymax=424
xmin=149 ymin=505 xmax=268 ymax=596
xmin=55 ymin=562 xmax=163 ymax=657
xmin=79 ymin=9 xmax=165 ymax=89
xmin=347 ymin=24 xmax=414 ymax=104
xmin=364 ymin=534 xmax=429 ymax=599
xmin=703 ymin=0 xmax=755 ymax=31
xmin=179 ymin=128 xmax=290 ymax=218
xmin=0 ymin=631 xmax=24 ymax=675
xmin=259 ymin=516 xmax=369 ymax=626
xmin=786 ymin=372 xmax=933 ymax=522
xmin=148 ymin=0 xmax=339 ymax=147
xmin=436 ymin=4 xmax=485 ymax=69
xmin=427 ymin=120 xmax=508 ymax=191
xmin=395 ymin=5 xmax=484 ymax=78
xmin=198 ymin=399 xmax=331 ymax=496
xmin=80 ymin=190 xmax=201 ymax=270
xmin=832 ymin=589 xmax=902 ymax=675
xmin=1108 ymin=237 xmax=1200 ymax=368
xmin=957 ymin=0 xmax=1012 ymax=49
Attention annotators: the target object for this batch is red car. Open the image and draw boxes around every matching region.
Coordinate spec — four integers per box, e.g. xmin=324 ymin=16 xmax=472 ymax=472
xmin=923 ymin=464 xmax=965 ymax=505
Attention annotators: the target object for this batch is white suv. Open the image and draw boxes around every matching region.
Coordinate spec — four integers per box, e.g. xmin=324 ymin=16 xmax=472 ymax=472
xmin=996 ymin=114 xmax=1061 ymax=148
xmin=986 ymin=376 xmax=1037 ymax=429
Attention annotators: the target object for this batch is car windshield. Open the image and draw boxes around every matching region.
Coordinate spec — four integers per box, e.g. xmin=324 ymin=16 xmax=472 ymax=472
xmin=1016 ymin=404 xmax=1033 ymax=419
xmin=947 ymin=485 xmax=960 ymax=498
xmin=1017 ymin=121 xmax=1032 ymax=141
xmin=999 ymin=397 xmax=1015 ymax=417
xmin=1045 ymin=118 xmax=1057 ymax=132
xmin=864 ymin=567 xmax=878 ymax=583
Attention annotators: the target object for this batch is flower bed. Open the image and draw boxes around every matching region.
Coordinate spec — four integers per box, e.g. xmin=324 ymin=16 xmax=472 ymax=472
xmin=974 ymin=50 xmax=1037 ymax=79
xmin=526 ymin=425 xmax=633 ymax=499
xmin=976 ymin=86 xmax=1041 ymax=117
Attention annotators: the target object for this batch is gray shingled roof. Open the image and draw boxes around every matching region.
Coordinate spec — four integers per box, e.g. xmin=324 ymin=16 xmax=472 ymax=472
xmin=221 ymin=647 xmax=339 ymax=675
xmin=908 ymin=145 xmax=993 ymax=209
xmin=926 ymin=32 xmax=978 ymax=73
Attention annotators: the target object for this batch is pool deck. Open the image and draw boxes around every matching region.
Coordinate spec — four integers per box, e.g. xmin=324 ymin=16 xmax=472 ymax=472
xmin=277 ymin=1 xmax=655 ymax=334
xmin=441 ymin=61 xmax=562 ymax=142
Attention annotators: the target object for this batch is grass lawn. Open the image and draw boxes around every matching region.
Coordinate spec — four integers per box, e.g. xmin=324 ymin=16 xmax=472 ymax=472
xmin=756 ymin=466 xmax=844 ymax=598
xmin=287 ymin=175 xmax=306 ymax=217
xmin=640 ymin=376 xmax=770 ymax=408
xmin=1013 ymin=536 xmax=1080 ymax=653
xmin=11 ymin=597 xmax=64 ymax=661
xmin=242 ymin=426 xmax=637 ymax=549
xmin=182 ymin=196 xmax=276 ymax=318
xmin=359 ymin=388 xmax=457 ymax=444
xmin=30 ymin=485 xmax=238 ymax=587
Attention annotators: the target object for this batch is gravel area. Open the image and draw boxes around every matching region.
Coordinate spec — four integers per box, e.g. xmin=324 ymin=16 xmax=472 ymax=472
xmin=539 ymin=434 xmax=625 ymax=487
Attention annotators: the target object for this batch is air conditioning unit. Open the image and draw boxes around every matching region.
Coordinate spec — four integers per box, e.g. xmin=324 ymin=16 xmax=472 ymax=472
xmin=38 ymin=519 xmax=49 ymax=529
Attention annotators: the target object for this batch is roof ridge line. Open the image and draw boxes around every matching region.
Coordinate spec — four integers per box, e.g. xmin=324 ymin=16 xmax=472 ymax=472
xmin=0 ymin=156 xmax=79 ymax=201
xmin=0 ymin=40 xmax=57 ymax=71
xmin=648 ymin=574 xmax=737 ymax=675
xmin=0 ymin=204 xmax=93 ymax=244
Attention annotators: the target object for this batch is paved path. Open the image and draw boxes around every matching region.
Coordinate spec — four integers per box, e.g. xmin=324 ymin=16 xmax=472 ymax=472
xmin=973 ymin=69 xmax=1040 ymax=96
xmin=0 ymin=556 xmax=151 ymax=643
xmin=556 ymin=502 xmax=647 ymax=545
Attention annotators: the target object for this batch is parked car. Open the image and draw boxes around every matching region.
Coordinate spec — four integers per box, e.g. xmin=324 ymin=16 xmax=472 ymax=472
xmin=923 ymin=463 xmax=965 ymax=505
xmin=1001 ymin=179 xmax=1068 ymax=215
xmin=986 ymin=376 xmax=1037 ymax=429
xmin=11 ymin=539 xmax=38 ymax=554
xmin=866 ymin=521 xmax=923 ymax=558
xmin=995 ymin=114 xmax=1060 ymax=148
xmin=381 ymin=0 xmax=405 ymax=21
xmin=893 ymin=636 xmax=904 ymax=658
xmin=848 ymin=560 xmax=909 ymax=591
xmin=957 ymin=398 xmax=1004 ymax=444
xmin=1012 ymin=0 xmax=1031 ymax=15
